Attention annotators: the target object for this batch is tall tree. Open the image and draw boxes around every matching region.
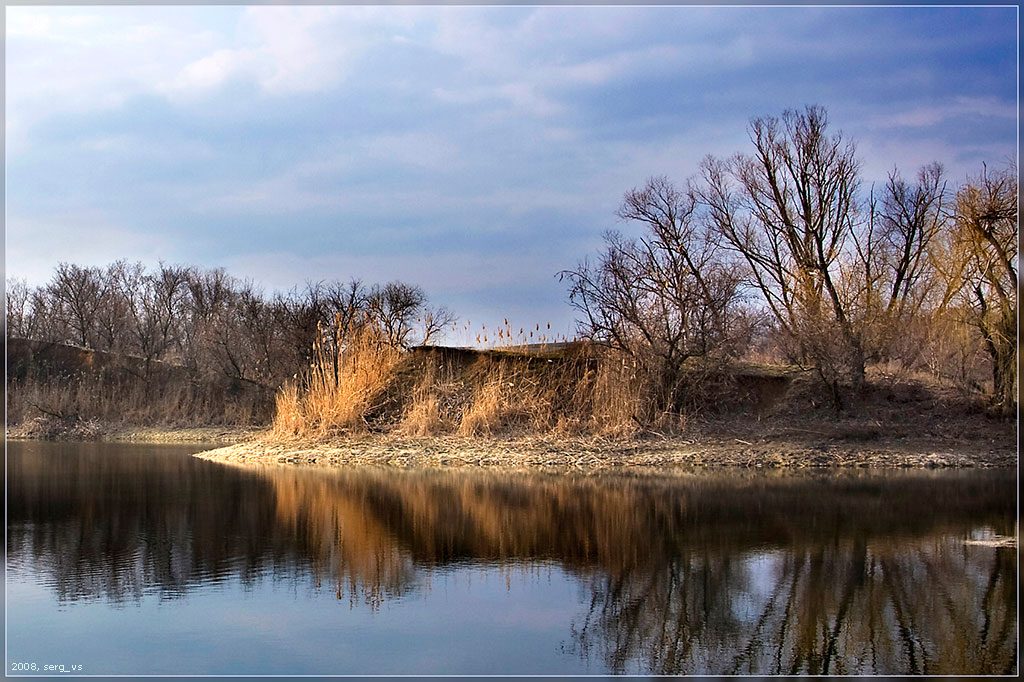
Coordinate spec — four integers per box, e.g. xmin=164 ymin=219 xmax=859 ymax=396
xmin=940 ymin=164 xmax=1017 ymax=416
xmin=699 ymin=105 xmax=864 ymax=403
xmin=562 ymin=176 xmax=747 ymax=415
xmin=116 ymin=261 xmax=190 ymax=376
xmin=855 ymin=163 xmax=947 ymax=363
xmin=46 ymin=263 xmax=107 ymax=348
xmin=366 ymin=281 xmax=427 ymax=348
xmin=6 ymin=277 xmax=31 ymax=339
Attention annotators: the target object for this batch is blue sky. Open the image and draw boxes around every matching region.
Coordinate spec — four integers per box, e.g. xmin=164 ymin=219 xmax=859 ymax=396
xmin=4 ymin=5 xmax=1017 ymax=341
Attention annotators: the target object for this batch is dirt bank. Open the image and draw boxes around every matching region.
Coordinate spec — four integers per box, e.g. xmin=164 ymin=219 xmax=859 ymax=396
xmin=6 ymin=418 xmax=260 ymax=445
xmin=194 ymin=427 xmax=1016 ymax=470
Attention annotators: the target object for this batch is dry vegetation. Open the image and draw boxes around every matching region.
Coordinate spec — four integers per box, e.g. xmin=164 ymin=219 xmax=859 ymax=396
xmin=5 ymin=338 xmax=273 ymax=439
xmin=271 ymin=320 xmax=403 ymax=438
xmin=241 ymin=311 xmax=1015 ymax=469
xmin=6 ymin=106 xmax=1016 ymax=450
xmin=264 ymin=311 xmax=697 ymax=441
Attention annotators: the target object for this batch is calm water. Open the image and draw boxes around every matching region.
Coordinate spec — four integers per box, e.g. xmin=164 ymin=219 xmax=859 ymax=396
xmin=6 ymin=440 xmax=1018 ymax=676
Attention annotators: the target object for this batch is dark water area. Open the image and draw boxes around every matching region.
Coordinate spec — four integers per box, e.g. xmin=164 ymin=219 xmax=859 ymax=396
xmin=5 ymin=440 xmax=1017 ymax=675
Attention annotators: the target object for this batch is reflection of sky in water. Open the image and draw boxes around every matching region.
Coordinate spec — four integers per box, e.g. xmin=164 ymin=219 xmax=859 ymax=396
xmin=9 ymin=560 xmax=589 ymax=675
xmin=733 ymin=550 xmax=786 ymax=622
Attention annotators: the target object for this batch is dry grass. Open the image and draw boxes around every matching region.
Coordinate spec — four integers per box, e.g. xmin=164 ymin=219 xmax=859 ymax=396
xmin=269 ymin=318 xmax=775 ymax=441
xmin=458 ymin=371 xmax=511 ymax=436
xmin=270 ymin=316 xmax=658 ymax=440
xmin=6 ymin=371 xmax=270 ymax=429
xmin=271 ymin=320 xmax=402 ymax=438
xmin=269 ymin=311 xmax=1003 ymax=443
xmin=401 ymin=395 xmax=446 ymax=436
xmin=397 ymin=362 xmax=455 ymax=436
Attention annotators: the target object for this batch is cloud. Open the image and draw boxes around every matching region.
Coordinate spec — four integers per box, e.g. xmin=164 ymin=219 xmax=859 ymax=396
xmin=5 ymin=7 xmax=230 ymax=137
xmin=164 ymin=47 xmax=259 ymax=94
xmin=5 ymin=212 xmax=177 ymax=286
xmin=160 ymin=6 xmax=433 ymax=98
xmin=865 ymin=96 xmax=1017 ymax=130
xmin=433 ymin=82 xmax=563 ymax=119
xmin=5 ymin=5 xmax=1016 ymax=333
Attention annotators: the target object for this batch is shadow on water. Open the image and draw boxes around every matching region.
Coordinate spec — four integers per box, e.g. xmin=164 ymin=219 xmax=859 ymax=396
xmin=6 ymin=440 xmax=1017 ymax=675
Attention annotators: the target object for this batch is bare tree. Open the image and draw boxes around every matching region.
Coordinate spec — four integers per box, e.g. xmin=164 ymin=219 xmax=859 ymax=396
xmin=322 ymin=279 xmax=367 ymax=339
xmin=115 ymin=261 xmax=190 ymax=376
xmin=874 ymin=164 xmax=947 ymax=318
xmin=25 ymin=286 xmax=62 ymax=342
xmin=233 ymin=283 xmax=280 ymax=386
xmin=46 ymin=262 xmax=105 ymax=347
xmin=186 ymin=267 xmax=236 ymax=322
xmin=181 ymin=266 xmax=237 ymax=371
xmin=698 ymin=105 xmax=864 ymax=404
xmin=366 ymin=281 xmax=428 ymax=348
xmin=854 ymin=163 xmax=947 ymax=364
xmin=6 ymin=278 xmax=31 ymax=339
xmin=271 ymin=283 xmax=330 ymax=370
xmin=93 ymin=261 xmax=132 ymax=352
xmin=562 ymin=176 xmax=748 ymax=415
xmin=939 ymin=164 xmax=1017 ymax=415
xmin=420 ymin=304 xmax=456 ymax=345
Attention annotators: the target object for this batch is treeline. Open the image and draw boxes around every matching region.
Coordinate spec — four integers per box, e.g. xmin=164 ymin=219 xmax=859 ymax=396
xmin=6 ymin=105 xmax=1017 ymax=433
xmin=6 ymin=263 xmax=453 ymax=391
xmin=563 ymin=106 xmax=1017 ymax=416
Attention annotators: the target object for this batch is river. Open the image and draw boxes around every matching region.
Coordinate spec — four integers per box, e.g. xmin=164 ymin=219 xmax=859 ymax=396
xmin=6 ymin=440 xmax=1017 ymax=675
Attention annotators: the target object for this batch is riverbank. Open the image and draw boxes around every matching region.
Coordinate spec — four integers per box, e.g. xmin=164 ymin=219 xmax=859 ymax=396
xmin=194 ymin=424 xmax=1016 ymax=470
xmin=8 ymin=399 xmax=1015 ymax=470
xmin=5 ymin=418 xmax=260 ymax=444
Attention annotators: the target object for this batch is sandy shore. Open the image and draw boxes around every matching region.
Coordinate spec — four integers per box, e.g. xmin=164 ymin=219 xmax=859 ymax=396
xmin=194 ymin=431 xmax=1016 ymax=470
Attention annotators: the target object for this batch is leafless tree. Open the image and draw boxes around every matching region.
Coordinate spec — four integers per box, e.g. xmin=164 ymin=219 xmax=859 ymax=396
xmin=562 ymin=176 xmax=749 ymax=415
xmin=115 ymin=261 xmax=190 ymax=376
xmin=186 ymin=266 xmax=236 ymax=323
xmin=938 ymin=163 xmax=1017 ymax=415
xmin=366 ymin=281 xmax=428 ymax=348
xmin=322 ymin=279 xmax=367 ymax=338
xmin=6 ymin=277 xmax=31 ymax=339
xmin=698 ymin=105 xmax=864 ymax=404
xmin=853 ymin=163 xmax=947 ymax=364
xmin=181 ymin=266 xmax=238 ymax=371
xmin=24 ymin=286 xmax=61 ymax=342
xmin=46 ymin=262 xmax=105 ymax=347
xmin=420 ymin=304 xmax=457 ymax=345
xmin=92 ymin=261 xmax=132 ymax=352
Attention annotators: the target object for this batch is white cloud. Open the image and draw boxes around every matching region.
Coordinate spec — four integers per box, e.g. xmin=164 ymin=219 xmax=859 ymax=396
xmin=6 ymin=10 xmax=54 ymax=39
xmin=160 ymin=6 xmax=432 ymax=98
xmin=5 ymin=212 xmax=176 ymax=286
xmin=164 ymin=47 xmax=259 ymax=94
xmin=6 ymin=8 xmax=229 ymax=129
xmin=865 ymin=96 xmax=1017 ymax=130
xmin=856 ymin=136 xmax=1014 ymax=186
xmin=434 ymin=82 xmax=562 ymax=119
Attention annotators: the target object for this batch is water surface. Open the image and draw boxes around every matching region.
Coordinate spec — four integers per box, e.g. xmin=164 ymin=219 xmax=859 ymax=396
xmin=6 ymin=440 xmax=1017 ymax=675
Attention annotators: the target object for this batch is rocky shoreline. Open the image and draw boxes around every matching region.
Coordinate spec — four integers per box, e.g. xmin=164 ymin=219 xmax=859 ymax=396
xmin=193 ymin=432 xmax=1016 ymax=470
xmin=7 ymin=418 xmax=1014 ymax=470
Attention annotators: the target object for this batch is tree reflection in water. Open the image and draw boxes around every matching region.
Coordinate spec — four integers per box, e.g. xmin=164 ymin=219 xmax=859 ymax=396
xmin=571 ymin=536 xmax=1016 ymax=674
xmin=7 ymin=441 xmax=1016 ymax=675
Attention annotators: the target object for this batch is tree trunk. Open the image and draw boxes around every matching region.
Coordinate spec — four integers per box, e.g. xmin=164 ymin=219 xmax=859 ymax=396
xmin=978 ymin=313 xmax=1017 ymax=418
xmin=990 ymin=338 xmax=1017 ymax=418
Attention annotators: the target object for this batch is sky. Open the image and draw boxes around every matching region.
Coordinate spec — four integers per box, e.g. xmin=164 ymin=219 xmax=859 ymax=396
xmin=4 ymin=5 xmax=1018 ymax=342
